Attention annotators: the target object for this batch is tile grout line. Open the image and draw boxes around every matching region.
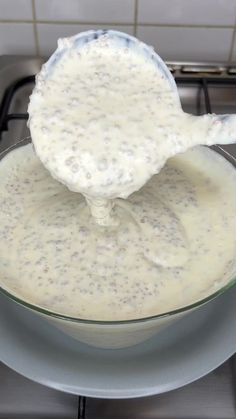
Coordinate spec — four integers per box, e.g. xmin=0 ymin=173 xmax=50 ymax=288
xmin=135 ymin=22 xmax=235 ymax=29
xmin=0 ymin=19 xmax=235 ymax=29
xmin=228 ymin=28 xmax=236 ymax=63
xmin=31 ymin=0 xmax=40 ymax=57
xmin=134 ymin=0 xmax=138 ymax=36
xmin=228 ymin=17 xmax=236 ymax=64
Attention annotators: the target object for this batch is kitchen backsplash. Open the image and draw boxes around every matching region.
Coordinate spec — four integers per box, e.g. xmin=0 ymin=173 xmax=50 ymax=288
xmin=1 ymin=0 xmax=236 ymax=62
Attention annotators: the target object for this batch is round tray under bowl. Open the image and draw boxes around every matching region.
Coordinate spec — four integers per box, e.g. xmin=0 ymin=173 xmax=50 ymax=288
xmin=0 ymin=284 xmax=235 ymax=399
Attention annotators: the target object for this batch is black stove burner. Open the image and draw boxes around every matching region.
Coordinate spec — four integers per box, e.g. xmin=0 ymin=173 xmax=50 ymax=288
xmin=0 ymin=75 xmax=34 ymax=136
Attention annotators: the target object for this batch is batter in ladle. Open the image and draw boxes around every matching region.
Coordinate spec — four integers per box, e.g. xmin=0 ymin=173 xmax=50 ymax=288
xmin=28 ymin=33 xmax=236 ymax=225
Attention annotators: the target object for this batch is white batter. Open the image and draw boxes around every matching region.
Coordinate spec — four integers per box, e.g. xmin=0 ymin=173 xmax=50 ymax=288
xmin=0 ymin=32 xmax=235 ymax=321
xmin=0 ymin=144 xmax=235 ymax=320
xmin=28 ymin=34 xmax=236 ymax=225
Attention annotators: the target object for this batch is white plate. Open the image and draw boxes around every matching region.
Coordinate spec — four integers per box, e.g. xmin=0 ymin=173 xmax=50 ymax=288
xmin=0 ymin=287 xmax=235 ymax=399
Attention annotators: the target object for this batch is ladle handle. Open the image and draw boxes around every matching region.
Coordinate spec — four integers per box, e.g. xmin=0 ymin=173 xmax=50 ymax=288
xmin=188 ymin=113 xmax=236 ymax=147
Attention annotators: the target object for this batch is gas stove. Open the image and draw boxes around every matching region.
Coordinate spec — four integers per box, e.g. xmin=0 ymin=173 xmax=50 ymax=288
xmin=0 ymin=56 xmax=236 ymax=419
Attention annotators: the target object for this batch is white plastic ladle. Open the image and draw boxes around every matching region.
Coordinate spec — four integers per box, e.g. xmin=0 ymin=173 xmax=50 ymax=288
xmin=30 ymin=30 xmax=236 ymax=224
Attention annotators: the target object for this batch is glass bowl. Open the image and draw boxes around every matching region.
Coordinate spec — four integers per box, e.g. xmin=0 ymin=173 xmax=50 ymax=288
xmin=0 ymin=138 xmax=236 ymax=349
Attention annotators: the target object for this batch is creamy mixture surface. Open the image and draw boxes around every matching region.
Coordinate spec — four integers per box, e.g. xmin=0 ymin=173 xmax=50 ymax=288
xmin=0 ymin=144 xmax=235 ymax=320
xmin=1 ymin=32 xmax=235 ymax=321
xmin=28 ymin=33 xmax=235 ymax=225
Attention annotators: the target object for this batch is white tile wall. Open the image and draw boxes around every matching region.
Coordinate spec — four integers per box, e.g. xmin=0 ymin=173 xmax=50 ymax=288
xmin=0 ymin=0 xmax=236 ymax=62
xmin=137 ymin=26 xmax=233 ymax=62
xmin=37 ymin=23 xmax=134 ymax=56
xmin=0 ymin=0 xmax=33 ymax=20
xmin=0 ymin=23 xmax=35 ymax=54
xmin=138 ymin=0 xmax=236 ymax=26
xmin=35 ymin=0 xmax=135 ymax=23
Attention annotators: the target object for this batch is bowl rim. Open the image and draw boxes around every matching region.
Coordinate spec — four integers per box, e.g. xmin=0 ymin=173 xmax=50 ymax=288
xmin=0 ymin=137 xmax=236 ymax=326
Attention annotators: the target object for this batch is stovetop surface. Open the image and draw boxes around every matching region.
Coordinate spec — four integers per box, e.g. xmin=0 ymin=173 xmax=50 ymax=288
xmin=0 ymin=56 xmax=235 ymax=418
xmin=1 ymin=359 xmax=236 ymax=419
